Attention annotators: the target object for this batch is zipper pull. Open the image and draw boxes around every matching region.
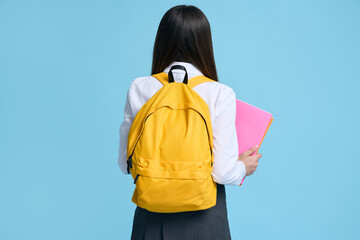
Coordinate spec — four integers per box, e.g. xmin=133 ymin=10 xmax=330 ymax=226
xmin=133 ymin=174 xmax=140 ymax=184
xmin=126 ymin=154 xmax=133 ymax=174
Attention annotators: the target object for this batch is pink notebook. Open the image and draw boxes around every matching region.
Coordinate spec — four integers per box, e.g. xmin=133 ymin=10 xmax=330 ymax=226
xmin=236 ymin=99 xmax=273 ymax=186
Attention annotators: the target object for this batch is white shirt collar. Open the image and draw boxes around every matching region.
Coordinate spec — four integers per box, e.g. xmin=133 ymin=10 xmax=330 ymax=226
xmin=163 ymin=61 xmax=204 ymax=76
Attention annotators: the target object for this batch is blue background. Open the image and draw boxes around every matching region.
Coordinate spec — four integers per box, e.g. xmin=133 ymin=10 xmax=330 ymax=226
xmin=1 ymin=0 xmax=359 ymax=239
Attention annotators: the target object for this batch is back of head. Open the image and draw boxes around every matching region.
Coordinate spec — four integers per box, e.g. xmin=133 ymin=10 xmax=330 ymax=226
xmin=151 ymin=5 xmax=218 ymax=82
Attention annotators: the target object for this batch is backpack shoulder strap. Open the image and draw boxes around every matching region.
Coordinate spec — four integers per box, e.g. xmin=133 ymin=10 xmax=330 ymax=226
xmin=151 ymin=72 xmax=169 ymax=86
xmin=151 ymin=72 xmax=216 ymax=87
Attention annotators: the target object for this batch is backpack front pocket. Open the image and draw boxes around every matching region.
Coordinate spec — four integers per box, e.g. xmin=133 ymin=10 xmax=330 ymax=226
xmin=131 ymin=157 xmax=216 ymax=213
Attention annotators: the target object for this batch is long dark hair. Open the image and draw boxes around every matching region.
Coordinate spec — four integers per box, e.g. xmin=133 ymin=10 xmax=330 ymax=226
xmin=151 ymin=5 xmax=218 ymax=82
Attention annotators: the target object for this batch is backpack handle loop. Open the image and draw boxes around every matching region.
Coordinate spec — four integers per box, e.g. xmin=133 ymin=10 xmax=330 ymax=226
xmin=168 ymin=65 xmax=188 ymax=84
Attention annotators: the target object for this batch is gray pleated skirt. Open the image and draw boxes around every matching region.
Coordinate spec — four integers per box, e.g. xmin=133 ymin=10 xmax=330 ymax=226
xmin=130 ymin=184 xmax=231 ymax=240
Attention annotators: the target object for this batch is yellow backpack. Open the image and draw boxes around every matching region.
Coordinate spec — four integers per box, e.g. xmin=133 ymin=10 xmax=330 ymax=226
xmin=126 ymin=65 xmax=217 ymax=213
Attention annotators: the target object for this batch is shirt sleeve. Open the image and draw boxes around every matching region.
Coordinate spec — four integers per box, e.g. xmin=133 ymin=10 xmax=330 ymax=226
xmin=211 ymin=87 xmax=247 ymax=185
xmin=117 ymin=85 xmax=135 ymax=174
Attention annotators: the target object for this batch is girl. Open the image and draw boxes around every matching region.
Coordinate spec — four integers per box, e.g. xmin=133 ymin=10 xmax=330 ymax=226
xmin=118 ymin=5 xmax=262 ymax=240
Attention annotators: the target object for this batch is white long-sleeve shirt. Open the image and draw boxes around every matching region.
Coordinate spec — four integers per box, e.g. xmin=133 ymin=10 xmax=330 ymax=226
xmin=118 ymin=61 xmax=246 ymax=185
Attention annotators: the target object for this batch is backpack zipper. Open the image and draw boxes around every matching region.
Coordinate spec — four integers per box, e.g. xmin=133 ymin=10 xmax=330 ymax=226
xmin=127 ymin=112 xmax=155 ymax=174
xmin=127 ymin=106 xmax=213 ymax=172
xmin=133 ymin=174 xmax=140 ymax=184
